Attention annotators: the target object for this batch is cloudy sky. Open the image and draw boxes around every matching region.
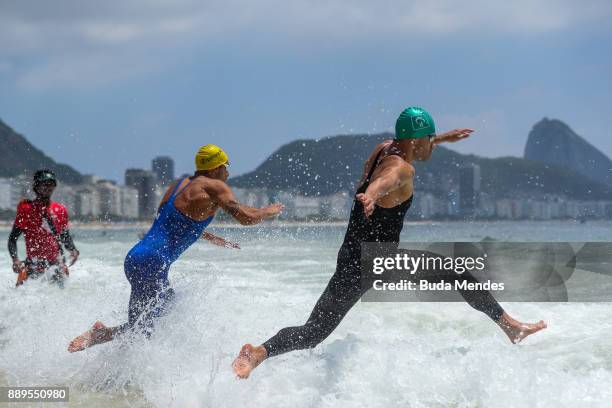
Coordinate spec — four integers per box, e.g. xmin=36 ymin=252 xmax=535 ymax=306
xmin=1 ymin=0 xmax=611 ymax=182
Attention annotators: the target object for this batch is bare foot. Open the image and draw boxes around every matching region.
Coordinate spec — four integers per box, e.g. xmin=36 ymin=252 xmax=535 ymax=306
xmin=498 ymin=313 xmax=547 ymax=344
xmin=68 ymin=321 xmax=112 ymax=353
xmin=232 ymin=344 xmax=268 ymax=379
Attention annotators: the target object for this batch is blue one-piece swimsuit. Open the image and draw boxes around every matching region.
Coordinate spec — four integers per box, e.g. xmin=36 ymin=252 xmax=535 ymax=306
xmin=123 ymin=177 xmax=213 ymax=334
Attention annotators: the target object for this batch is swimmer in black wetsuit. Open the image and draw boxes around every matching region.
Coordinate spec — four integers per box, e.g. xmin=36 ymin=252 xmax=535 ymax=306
xmin=232 ymin=107 xmax=547 ymax=378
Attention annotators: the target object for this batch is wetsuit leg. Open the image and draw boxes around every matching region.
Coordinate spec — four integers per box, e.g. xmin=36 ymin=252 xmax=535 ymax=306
xmin=263 ymin=248 xmax=505 ymax=357
xmin=376 ymin=250 xmax=504 ymax=322
xmin=415 ymin=250 xmax=504 ymax=322
xmin=263 ymin=268 xmax=504 ymax=356
xmin=452 ymin=270 xmax=504 ymax=321
xmin=49 ymin=263 xmax=66 ymax=288
xmin=120 ymin=246 xmax=175 ymax=337
xmin=263 ymin=246 xmax=362 ymax=357
xmin=127 ymin=279 xmax=175 ymax=337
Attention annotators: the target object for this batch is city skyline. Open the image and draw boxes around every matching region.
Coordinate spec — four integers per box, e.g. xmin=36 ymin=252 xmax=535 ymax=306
xmin=2 ymin=158 xmax=611 ymax=221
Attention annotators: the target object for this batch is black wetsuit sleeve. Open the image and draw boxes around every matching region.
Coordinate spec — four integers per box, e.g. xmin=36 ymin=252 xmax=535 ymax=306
xmin=60 ymin=229 xmax=77 ymax=252
xmin=8 ymin=225 xmax=23 ymax=261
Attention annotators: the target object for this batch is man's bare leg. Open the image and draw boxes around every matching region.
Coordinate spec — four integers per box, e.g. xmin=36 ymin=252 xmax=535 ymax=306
xmin=232 ymin=344 xmax=268 ymax=379
xmin=498 ymin=312 xmax=547 ymax=344
xmin=68 ymin=321 xmax=119 ymax=353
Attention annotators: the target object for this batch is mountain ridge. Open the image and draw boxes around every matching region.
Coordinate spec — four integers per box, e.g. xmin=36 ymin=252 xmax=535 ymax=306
xmin=0 ymin=119 xmax=83 ymax=184
xmin=230 ymin=126 xmax=612 ymax=201
xmin=524 ymin=118 xmax=612 ymax=186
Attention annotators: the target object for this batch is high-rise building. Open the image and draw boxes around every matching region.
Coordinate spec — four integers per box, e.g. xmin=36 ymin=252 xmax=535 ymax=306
xmin=81 ymin=175 xmax=100 ymax=185
xmin=96 ymin=180 xmax=122 ymax=217
xmin=459 ymin=164 xmax=481 ymax=216
xmin=10 ymin=175 xmax=30 ymax=206
xmin=53 ymin=184 xmax=77 ymax=215
xmin=0 ymin=178 xmax=14 ymax=210
xmin=120 ymin=186 xmax=139 ymax=219
xmin=75 ymin=187 xmax=100 ymax=217
xmin=125 ymin=169 xmax=159 ymax=218
xmin=152 ymin=156 xmax=175 ymax=187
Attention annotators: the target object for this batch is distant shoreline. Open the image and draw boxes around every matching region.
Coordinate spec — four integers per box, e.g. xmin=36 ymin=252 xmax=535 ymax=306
xmin=0 ymin=218 xmax=599 ymax=231
xmin=0 ymin=220 xmax=353 ymax=230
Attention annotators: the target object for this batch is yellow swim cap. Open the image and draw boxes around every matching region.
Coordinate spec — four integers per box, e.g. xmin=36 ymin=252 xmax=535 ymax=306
xmin=195 ymin=144 xmax=229 ymax=171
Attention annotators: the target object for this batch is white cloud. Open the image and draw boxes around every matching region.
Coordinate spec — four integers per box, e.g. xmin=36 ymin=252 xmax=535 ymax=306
xmin=16 ymin=52 xmax=161 ymax=90
xmin=1 ymin=0 xmax=610 ymax=90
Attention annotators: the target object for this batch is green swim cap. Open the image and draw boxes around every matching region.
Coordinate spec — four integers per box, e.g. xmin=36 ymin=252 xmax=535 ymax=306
xmin=395 ymin=107 xmax=436 ymax=139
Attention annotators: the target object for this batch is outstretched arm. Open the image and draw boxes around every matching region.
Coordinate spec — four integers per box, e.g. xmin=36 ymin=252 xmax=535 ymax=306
xmin=432 ymin=128 xmax=474 ymax=145
xmin=208 ymin=182 xmax=283 ymax=225
xmin=201 ymin=231 xmax=240 ymax=249
xmin=356 ymin=157 xmax=413 ymax=217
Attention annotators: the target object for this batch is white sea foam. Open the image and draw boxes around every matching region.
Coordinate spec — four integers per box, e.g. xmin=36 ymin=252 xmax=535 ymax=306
xmin=1 ymin=221 xmax=611 ymax=407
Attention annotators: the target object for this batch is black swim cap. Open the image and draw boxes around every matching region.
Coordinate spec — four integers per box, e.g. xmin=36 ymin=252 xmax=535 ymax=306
xmin=33 ymin=169 xmax=57 ymax=186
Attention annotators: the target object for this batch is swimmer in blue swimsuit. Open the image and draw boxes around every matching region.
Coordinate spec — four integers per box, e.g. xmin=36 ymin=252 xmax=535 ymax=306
xmin=68 ymin=145 xmax=283 ymax=352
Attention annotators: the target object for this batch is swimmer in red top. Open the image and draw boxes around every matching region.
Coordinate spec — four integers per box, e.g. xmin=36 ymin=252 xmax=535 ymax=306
xmin=7 ymin=170 xmax=79 ymax=286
